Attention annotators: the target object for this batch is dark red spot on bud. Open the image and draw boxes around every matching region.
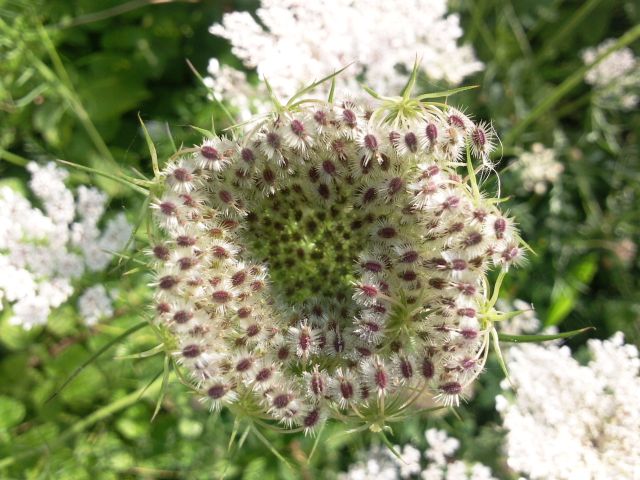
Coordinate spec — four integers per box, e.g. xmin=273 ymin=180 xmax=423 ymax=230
xmin=451 ymin=259 xmax=467 ymax=271
xmin=212 ymin=290 xmax=232 ymax=304
xmin=153 ymin=245 xmax=170 ymax=260
xmin=212 ymin=246 xmax=230 ymax=259
xmin=364 ymin=134 xmax=378 ymax=151
xmin=363 ymin=261 xmax=383 ymax=273
xmin=314 ymin=110 xmax=327 ymax=126
xmin=299 ymin=332 xmax=311 ymax=351
xmin=458 ymin=308 xmax=476 ymax=317
xmin=400 ymin=250 xmax=419 ymax=263
xmin=472 ymin=127 xmax=486 ymax=148
xmin=401 ymin=270 xmax=417 ymax=281
xmin=255 ymin=368 xmax=272 ymax=382
xmin=377 ymin=226 xmax=397 ymax=239
xmin=201 ymin=145 xmax=219 ymax=160
xmin=178 ymin=257 xmax=195 ymax=270
xmin=440 ymin=381 xmax=462 ymax=395
xmin=322 ymin=159 xmax=336 ymax=175
xmin=177 ymin=235 xmax=196 ymax=247
xmin=464 ymin=231 xmax=483 ymax=247
xmin=182 ymin=344 xmax=200 ymax=358
xmin=262 ymin=168 xmax=275 ymax=185
xmin=160 ymin=202 xmax=176 ymax=216
xmin=159 ymin=276 xmax=178 ymax=290
xmin=404 ymin=132 xmax=418 ymax=153
xmin=388 ymin=177 xmax=404 ymax=195
xmin=246 ymin=324 xmax=260 ymax=337
xmin=237 ymin=307 xmax=252 ymax=318
xmin=342 ymin=109 xmax=357 ymax=127
xmin=156 ymin=302 xmax=171 ymax=314
xmin=310 ymin=374 xmax=324 ymax=395
xmin=359 ymin=285 xmax=378 ymax=298
xmin=266 ymin=132 xmax=280 ymax=149
xmin=461 ymin=328 xmax=478 ymax=339
xmin=273 ymin=393 xmax=292 ymax=409
xmin=173 ymin=168 xmax=192 ymax=182
xmin=231 ymin=271 xmax=246 ymax=286
xmin=448 ymin=114 xmax=466 ymax=129
xmin=425 ymin=123 xmax=438 ymax=143
xmin=207 ymin=384 xmax=226 ymax=399
xmin=340 ymin=381 xmax=354 ymax=400
xmin=236 ymin=357 xmax=253 ymax=372
xmin=173 ymin=310 xmax=192 ymax=324
xmin=303 ymin=408 xmax=320 ymax=428
xmin=374 ymin=368 xmax=388 ymax=389
xmin=362 ymin=187 xmax=377 ymax=204
xmin=219 ymin=190 xmax=233 ymax=204
xmin=400 ymin=359 xmax=413 ymax=379
xmin=494 ymin=218 xmax=507 ymax=239
xmin=458 ymin=283 xmax=476 ymax=295
xmin=290 ymin=119 xmax=305 ymax=136
xmin=277 ymin=345 xmax=291 ymax=360
xmin=241 ymin=147 xmax=255 ymax=164
xmin=318 ymin=183 xmax=330 ymax=199
xmin=421 ymin=358 xmax=435 ymax=379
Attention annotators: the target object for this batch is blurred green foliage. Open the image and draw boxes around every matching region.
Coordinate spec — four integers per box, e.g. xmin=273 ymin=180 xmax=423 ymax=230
xmin=0 ymin=0 xmax=638 ymax=478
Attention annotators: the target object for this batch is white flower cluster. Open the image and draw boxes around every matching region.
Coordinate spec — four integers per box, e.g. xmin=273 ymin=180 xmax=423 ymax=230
xmin=341 ymin=428 xmax=496 ymax=480
xmin=514 ymin=143 xmax=563 ymax=195
xmin=496 ymin=333 xmax=640 ymax=480
xmin=77 ymin=285 xmax=115 ymax=327
xmin=0 ymin=162 xmax=132 ymax=329
xmin=582 ymin=39 xmax=640 ymax=110
xmin=207 ymin=0 xmax=482 ymax=117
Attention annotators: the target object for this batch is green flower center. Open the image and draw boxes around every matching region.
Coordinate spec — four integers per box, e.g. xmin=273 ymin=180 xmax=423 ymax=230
xmin=241 ymin=180 xmax=370 ymax=309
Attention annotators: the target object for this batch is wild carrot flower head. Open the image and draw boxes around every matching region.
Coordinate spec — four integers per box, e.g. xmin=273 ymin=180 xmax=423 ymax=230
xmin=148 ymin=79 xmax=524 ymax=433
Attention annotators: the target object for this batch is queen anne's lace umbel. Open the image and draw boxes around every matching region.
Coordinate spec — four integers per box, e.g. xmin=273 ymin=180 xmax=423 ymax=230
xmin=149 ymin=91 xmax=523 ymax=432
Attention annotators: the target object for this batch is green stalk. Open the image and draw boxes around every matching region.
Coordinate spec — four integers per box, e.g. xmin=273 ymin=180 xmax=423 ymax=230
xmin=503 ymin=23 xmax=640 ymax=147
xmin=0 ymin=147 xmax=29 ymax=166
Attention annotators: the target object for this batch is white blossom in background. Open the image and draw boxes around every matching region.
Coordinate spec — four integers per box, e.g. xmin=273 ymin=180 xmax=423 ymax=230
xmin=341 ymin=429 xmax=496 ymax=480
xmin=0 ymin=162 xmax=133 ymax=329
xmin=582 ymin=39 xmax=640 ymax=110
xmin=514 ymin=143 xmax=563 ymax=195
xmin=207 ymin=0 xmax=483 ymax=117
xmin=77 ymin=285 xmax=115 ymax=326
xmin=496 ymin=333 xmax=640 ymax=480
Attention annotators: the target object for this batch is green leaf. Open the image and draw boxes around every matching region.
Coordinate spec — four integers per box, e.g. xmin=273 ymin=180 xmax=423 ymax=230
xmin=497 ymin=326 xmax=595 ymax=343
xmin=286 ymin=63 xmax=353 ymax=107
xmin=138 ymin=113 xmax=159 ymax=178
xmin=0 ymin=396 xmax=26 ymax=429
xmin=547 ymin=253 xmax=598 ymax=326
xmin=416 ymin=84 xmax=479 ymax=100
xmin=47 ymin=321 xmax=147 ymax=403
xmin=400 ymin=57 xmax=421 ymax=100
xmin=361 ymin=84 xmax=383 ymax=100
xmin=188 ymin=125 xmax=217 ymax=140
xmin=55 ymin=159 xmax=150 ymax=196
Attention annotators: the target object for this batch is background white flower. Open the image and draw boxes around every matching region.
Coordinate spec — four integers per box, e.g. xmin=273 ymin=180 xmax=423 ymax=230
xmin=0 ymin=162 xmax=132 ymax=329
xmin=497 ymin=333 xmax=640 ymax=480
xmin=207 ymin=0 xmax=483 ymax=118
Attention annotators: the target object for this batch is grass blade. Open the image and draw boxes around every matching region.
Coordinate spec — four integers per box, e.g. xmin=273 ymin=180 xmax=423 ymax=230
xmin=47 ymin=321 xmax=148 ymax=402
